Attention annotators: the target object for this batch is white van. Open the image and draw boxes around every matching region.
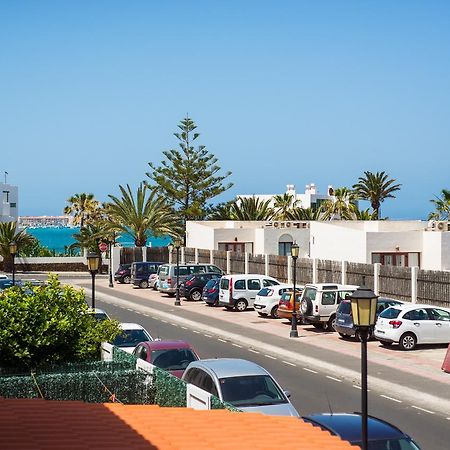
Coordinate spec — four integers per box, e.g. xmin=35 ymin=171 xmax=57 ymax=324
xmin=219 ymin=274 xmax=280 ymax=311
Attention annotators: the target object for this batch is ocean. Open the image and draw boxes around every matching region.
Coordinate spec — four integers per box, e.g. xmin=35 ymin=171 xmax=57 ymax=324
xmin=26 ymin=227 xmax=171 ymax=254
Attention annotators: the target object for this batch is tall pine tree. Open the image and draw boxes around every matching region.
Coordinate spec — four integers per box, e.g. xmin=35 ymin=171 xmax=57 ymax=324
xmin=146 ymin=116 xmax=233 ymax=229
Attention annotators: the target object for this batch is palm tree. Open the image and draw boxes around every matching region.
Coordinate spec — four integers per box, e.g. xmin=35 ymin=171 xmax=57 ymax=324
xmin=103 ymin=183 xmax=180 ymax=247
xmin=273 ymin=193 xmax=299 ymax=220
xmin=287 ymin=206 xmax=324 ymax=221
xmin=353 ymin=171 xmax=401 ymax=219
xmin=205 ymin=201 xmax=234 ymax=220
xmin=68 ymin=223 xmax=105 ymax=255
xmin=353 ymin=208 xmax=378 ymax=220
xmin=428 ymin=189 xmax=450 ymax=220
xmin=229 ymin=196 xmax=274 ymax=221
xmin=322 ymin=187 xmax=358 ymax=220
xmin=64 ymin=193 xmax=100 ymax=228
xmin=0 ymin=221 xmax=35 ymax=271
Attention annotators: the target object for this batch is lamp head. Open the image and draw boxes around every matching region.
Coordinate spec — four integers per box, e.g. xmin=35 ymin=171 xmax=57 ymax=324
xmin=291 ymin=242 xmax=299 ymax=258
xmin=86 ymin=252 xmax=100 ymax=272
xmin=174 ymin=238 xmax=182 ymax=248
xmin=167 ymin=243 xmax=174 ymax=253
xmin=9 ymin=241 xmax=17 ymax=255
xmin=349 ymin=286 xmax=378 ymax=327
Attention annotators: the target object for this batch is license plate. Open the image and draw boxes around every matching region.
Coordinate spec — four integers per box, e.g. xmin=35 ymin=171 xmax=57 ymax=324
xmin=202 ymin=296 xmax=208 ymax=300
xmin=376 ymin=329 xmax=385 ymax=334
xmin=162 ymin=282 xmax=168 ymax=289
xmin=337 ymin=319 xmax=345 ymax=323
xmin=254 ymin=305 xmax=263 ymax=309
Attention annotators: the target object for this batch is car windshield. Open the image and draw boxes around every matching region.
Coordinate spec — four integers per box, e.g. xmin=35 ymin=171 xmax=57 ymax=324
xmin=93 ymin=312 xmax=108 ymax=321
xmin=151 ymin=348 xmax=198 ymax=370
xmin=303 ymin=287 xmax=317 ymax=301
xmin=112 ymin=329 xmax=152 ymax=347
xmin=379 ymin=308 xmax=401 ymax=319
xmin=159 ymin=266 xmax=169 ymax=276
xmin=364 ymin=438 xmax=421 ymax=449
xmin=257 ymin=288 xmax=272 ymax=297
xmin=219 ymin=375 xmax=287 ymax=407
xmin=205 ymin=279 xmax=219 ymax=289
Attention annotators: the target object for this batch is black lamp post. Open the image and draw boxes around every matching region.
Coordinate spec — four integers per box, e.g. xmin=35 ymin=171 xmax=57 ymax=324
xmin=86 ymin=252 xmax=100 ymax=309
xmin=349 ymin=285 xmax=378 ymax=450
xmin=9 ymin=241 xmax=17 ymax=286
xmin=290 ymin=242 xmax=300 ymax=338
xmin=108 ymin=235 xmax=115 ymax=288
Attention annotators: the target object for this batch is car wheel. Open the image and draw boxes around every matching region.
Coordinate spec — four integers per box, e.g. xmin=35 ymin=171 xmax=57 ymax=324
xmin=326 ymin=315 xmax=336 ymax=332
xmin=139 ymin=280 xmax=149 ymax=289
xmin=224 ymin=306 xmax=233 ymax=310
xmin=123 ymin=275 xmax=131 ymax=284
xmin=312 ymin=323 xmax=324 ymax=329
xmin=379 ymin=340 xmax=393 ymax=347
xmin=190 ymin=289 xmax=202 ymax=302
xmin=270 ymin=305 xmax=279 ymax=319
xmin=257 ymin=312 xmax=267 ymax=317
xmin=235 ymin=299 xmax=248 ymax=312
xmin=399 ymin=332 xmax=417 ymax=351
xmin=301 ymin=298 xmax=313 ymax=316
xmin=338 ymin=332 xmax=347 ymax=338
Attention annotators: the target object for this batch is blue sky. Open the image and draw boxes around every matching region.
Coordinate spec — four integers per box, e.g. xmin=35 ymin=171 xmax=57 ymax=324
xmin=1 ymin=1 xmax=449 ymax=219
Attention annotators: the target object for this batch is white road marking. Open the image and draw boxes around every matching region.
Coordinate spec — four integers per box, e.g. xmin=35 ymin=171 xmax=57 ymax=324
xmin=326 ymin=376 xmax=342 ymax=383
xmin=264 ymin=354 xmax=277 ymax=360
xmin=181 ymin=326 xmax=188 ymax=330
xmin=171 ymin=323 xmax=178 ymax=327
xmin=203 ymin=334 xmax=212 ymax=338
xmin=193 ymin=330 xmax=200 ymax=334
xmin=380 ymin=395 xmax=402 ymax=403
xmin=218 ymin=338 xmax=227 ymax=343
xmin=303 ymin=368 xmax=318 ymax=374
xmin=248 ymin=349 xmax=260 ymax=354
xmin=412 ymin=406 xmax=435 ymax=414
xmin=161 ymin=320 xmax=168 ymax=323
xmin=232 ymin=343 xmax=243 ymax=348
xmin=353 ymin=385 xmax=362 ymax=390
xmin=282 ymin=361 xmax=296 ymax=367
xmin=126 ymin=308 xmax=134 ymax=312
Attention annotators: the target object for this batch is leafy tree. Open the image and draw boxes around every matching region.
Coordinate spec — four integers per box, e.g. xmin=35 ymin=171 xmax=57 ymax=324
xmin=103 ymin=183 xmax=180 ymax=247
xmin=428 ymin=189 xmax=450 ymax=220
xmin=21 ymin=235 xmax=55 ymax=257
xmin=146 ymin=116 xmax=233 ymax=227
xmin=322 ymin=187 xmax=358 ymax=220
xmin=0 ymin=275 xmax=121 ymax=368
xmin=353 ymin=171 xmax=401 ymax=219
xmin=205 ymin=200 xmax=234 ymax=220
xmin=64 ymin=193 xmax=101 ymax=228
xmin=0 ymin=221 xmax=35 ymax=271
xmin=273 ymin=193 xmax=299 ymax=220
xmin=230 ymin=196 xmax=274 ymax=221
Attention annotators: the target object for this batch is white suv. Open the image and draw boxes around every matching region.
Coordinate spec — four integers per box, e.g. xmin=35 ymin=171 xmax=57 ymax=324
xmin=219 ymin=274 xmax=280 ymax=311
xmin=254 ymin=283 xmax=298 ymax=319
xmin=300 ymin=283 xmax=358 ymax=331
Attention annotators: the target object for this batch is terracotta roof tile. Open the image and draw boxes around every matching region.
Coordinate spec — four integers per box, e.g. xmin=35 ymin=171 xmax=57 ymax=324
xmin=0 ymin=398 xmax=355 ymax=449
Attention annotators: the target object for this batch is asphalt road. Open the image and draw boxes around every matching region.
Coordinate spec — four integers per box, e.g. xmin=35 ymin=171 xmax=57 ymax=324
xmin=95 ymin=295 xmax=449 ymax=450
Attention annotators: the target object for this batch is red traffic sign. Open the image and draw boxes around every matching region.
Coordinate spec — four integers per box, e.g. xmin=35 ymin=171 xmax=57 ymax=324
xmin=98 ymin=242 xmax=108 ymax=252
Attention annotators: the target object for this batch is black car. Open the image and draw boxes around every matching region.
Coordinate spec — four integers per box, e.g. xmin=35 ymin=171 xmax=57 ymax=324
xmin=132 ymin=262 xmax=164 ymax=288
xmin=303 ymin=413 xmax=420 ymax=449
xmin=114 ymin=264 xmax=132 ymax=284
xmin=178 ymin=273 xmax=222 ymax=301
xmin=202 ymin=278 xmax=221 ymax=306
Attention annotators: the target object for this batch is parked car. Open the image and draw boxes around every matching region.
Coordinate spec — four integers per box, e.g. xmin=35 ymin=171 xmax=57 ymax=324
xmin=133 ymin=340 xmax=199 ymax=378
xmin=300 ymin=283 xmax=358 ymax=331
xmin=374 ymin=304 xmax=450 ymax=350
xmin=0 ymin=278 xmax=14 ymax=290
xmin=111 ymin=323 xmax=153 ymax=353
xmin=335 ymin=297 xmax=404 ymax=339
xmin=253 ymin=284 xmax=302 ymax=319
xmin=182 ymin=358 xmax=299 ymax=416
xmin=114 ymin=263 xmax=132 ymax=284
xmin=303 ymin=413 xmax=420 ymax=449
xmin=131 ymin=262 xmax=164 ymax=288
xmin=0 ymin=273 xmax=9 ymax=280
xmin=219 ymin=274 xmax=280 ymax=311
xmin=179 ymin=273 xmax=222 ymax=301
xmin=88 ymin=308 xmax=110 ymax=321
xmin=277 ymin=289 xmax=305 ymax=320
xmin=149 ymin=273 xmax=159 ymax=290
xmin=202 ymin=278 xmax=221 ymax=306
xmin=158 ymin=263 xmax=224 ymax=296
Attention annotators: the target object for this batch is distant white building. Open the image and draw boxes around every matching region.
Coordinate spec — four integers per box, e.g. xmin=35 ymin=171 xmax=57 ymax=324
xmin=0 ymin=182 xmax=19 ymax=223
xmin=186 ymin=219 xmax=450 ymax=271
xmin=238 ymin=183 xmax=334 ymax=210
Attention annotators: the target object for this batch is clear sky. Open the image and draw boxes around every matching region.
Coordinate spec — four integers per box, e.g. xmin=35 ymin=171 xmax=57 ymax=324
xmin=1 ymin=1 xmax=449 ymax=219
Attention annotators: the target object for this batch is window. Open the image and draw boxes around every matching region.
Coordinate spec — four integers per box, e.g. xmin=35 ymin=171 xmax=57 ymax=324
xmin=403 ymin=308 xmax=429 ymax=321
xmin=278 ymin=234 xmax=293 ymax=256
xmin=337 ymin=291 xmax=354 ymax=302
xmin=151 ymin=348 xmax=197 ymax=370
xmin=371 ymin=252 xmax=420 ymax=268
xmin=208 ymin=265 xmax=222 ymax=273
xmin=234 ymin=280 xmax=246 ymax=290
xmin=247 ymin=279 xmax=261 ymax=291
xmin=303 ymin=287 xmax=317 ymax=302
xmin=379 ymin=308 xmax=401 ymax=319
xmin=175 ymin=266 xmax=189 ymax=276
xmin=220 ymin=278 xmax=229 ymax=290
xmin=198 ymin=373 xmax=218 ymax=397
xmin=427 ymin=308 xmax=450 ymax=321
xmin=184 ymin=368 xmax=200 ymax=385
xmin=263 ymin=279 xmax=279 ymax=287
xmin=322 ymin=291 xmax=336 ymax=305
xmin=190 ymin=265 xmax=206 ymax=274
xmin=112 ymin=329 xmax=152 ymax=347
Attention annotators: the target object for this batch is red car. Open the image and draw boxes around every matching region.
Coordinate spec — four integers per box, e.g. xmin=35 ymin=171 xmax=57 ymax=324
xmin=132 ymin=340 xmax=200 ymax=378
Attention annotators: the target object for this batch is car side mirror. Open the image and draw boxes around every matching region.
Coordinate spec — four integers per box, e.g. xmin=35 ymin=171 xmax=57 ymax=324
xmin=284 ymin=390 xmax=291 ymax=398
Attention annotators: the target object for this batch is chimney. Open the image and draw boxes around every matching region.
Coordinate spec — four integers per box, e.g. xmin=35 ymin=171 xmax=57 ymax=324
xmin=309 ymin=183 xmax=316 ymax=194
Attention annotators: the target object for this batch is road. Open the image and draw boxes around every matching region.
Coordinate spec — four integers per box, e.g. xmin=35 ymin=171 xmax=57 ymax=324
xmin=84 ymin=283 xmax=450 ymax=450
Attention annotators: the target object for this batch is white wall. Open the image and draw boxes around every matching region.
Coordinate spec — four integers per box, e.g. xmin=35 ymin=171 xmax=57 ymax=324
xmin=422 ymin=231 xmax=444 ymax=270
xmin=366 ymin=231 xmax=423 ymax=263
xmin=186 ymin=222 xmax=216 ymax=249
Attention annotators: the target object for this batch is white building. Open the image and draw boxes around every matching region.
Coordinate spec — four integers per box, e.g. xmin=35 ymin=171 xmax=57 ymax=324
xmin=186 ymin=219 xmax=450 ymax=271
xmin=238 ymin=183 xmax=334 ymax=210
xmin=0 ymin=182 xmax=19 ymax=223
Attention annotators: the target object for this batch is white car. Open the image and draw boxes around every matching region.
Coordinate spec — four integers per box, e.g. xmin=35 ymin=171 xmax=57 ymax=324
xmin=111 ymin=323 xmax=153 ymax=353
xmin=374 ymin=304 xmax=450 ymax=350
xmin=88 ymin=308 xmax=111 ymax=321
xmin=253 ymin=283 xmax=299 ymax=319
xmin=149 ymin=273 xmax=159 ymax=290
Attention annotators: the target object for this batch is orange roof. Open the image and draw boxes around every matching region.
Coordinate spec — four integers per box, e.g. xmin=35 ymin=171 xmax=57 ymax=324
xmin=1 ymin=398 xmax=355 ymax=449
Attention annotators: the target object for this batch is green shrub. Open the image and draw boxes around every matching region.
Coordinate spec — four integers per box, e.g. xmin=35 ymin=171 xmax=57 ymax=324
xmin=0 ymin=275 xmax=121 ymax=369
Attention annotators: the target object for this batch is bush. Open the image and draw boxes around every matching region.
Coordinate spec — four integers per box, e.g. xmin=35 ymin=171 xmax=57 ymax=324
xmin=0 ymin=275 xmax=121 ymax=369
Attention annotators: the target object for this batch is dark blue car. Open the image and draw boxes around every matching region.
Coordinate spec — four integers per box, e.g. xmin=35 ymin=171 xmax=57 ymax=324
xmin=303 ymin=413 xmax=420 ymax=449
xmin=202 ymin=278 xmax=221 ymax=306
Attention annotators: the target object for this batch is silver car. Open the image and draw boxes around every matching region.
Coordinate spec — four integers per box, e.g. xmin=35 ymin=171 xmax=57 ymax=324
xmin=182 ymin=358 xmax=299 ymax=416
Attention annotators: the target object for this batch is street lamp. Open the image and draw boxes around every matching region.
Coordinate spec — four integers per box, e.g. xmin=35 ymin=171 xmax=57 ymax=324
xmin=349 ymin=285 xmax=378 ymax=450
xmin=290 ymin=242 xmax=300 ymax=338
xmin=108 ymin=234 xmax=115 ymax=288
xmin=9 ymin=241 xmax=17 ymax=286
xmin=86 ymin=252 xmax=100 ymax=309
